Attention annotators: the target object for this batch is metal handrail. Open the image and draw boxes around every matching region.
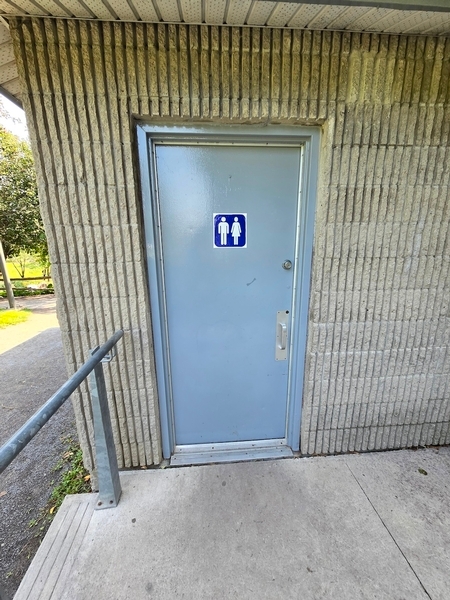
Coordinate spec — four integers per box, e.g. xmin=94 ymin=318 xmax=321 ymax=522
xmin=0 ymin=330 xmax=124 ymax=510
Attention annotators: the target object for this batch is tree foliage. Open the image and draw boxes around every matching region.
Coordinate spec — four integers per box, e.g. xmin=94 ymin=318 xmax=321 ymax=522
xmin=0 ymin=126 xmax=47 ymax=259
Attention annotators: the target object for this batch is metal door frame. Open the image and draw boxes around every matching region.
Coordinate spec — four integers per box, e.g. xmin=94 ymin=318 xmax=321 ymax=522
xmin=137 ymin=124 xmax=320 ymax=462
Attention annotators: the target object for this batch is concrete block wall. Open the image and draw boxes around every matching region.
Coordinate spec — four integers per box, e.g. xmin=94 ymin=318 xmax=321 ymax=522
xmin=303 ymin=32 xmax=450 ymax=454
xmin=10 ymin=18 xmax=450 ymax=465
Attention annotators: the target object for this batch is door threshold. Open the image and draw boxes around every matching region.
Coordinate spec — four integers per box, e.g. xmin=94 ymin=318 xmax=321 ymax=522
xmin=170 ymin=440 xmax=293 ymax=466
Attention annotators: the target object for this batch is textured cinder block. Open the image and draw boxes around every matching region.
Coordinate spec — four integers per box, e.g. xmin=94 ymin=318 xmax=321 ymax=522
xmin=10 ymin=18 xmax=450 ymax=463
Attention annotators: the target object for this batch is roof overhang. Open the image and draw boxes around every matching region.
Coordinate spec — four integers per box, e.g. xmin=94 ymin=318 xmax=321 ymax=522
xmin=275 ymin=0 xmax=450 ymax=10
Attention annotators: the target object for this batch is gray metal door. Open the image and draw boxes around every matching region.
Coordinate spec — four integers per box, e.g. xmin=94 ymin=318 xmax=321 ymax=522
xmin=155 ymin=144 xmax=301 ymax=447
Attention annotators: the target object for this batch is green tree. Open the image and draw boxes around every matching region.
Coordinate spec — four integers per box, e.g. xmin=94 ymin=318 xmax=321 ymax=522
xmin=0 ymin=126 xmax=47 ymax=259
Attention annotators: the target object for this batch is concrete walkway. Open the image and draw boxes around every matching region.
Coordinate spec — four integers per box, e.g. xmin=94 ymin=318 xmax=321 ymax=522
xmin=14 ymin=447 xmax=450 ymax=600
xmin=0 ymin=296 xmax=59 ymax=355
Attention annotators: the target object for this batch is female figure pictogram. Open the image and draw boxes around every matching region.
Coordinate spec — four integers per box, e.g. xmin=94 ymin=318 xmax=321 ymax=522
xmin=231 ymin=217 xmax=241 ymax=245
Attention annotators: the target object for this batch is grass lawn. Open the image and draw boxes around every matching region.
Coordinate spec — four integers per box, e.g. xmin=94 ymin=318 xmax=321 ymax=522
xmin=2 ymin=256 xmax=53 ymax=292
xmin=6 ymin=253 xmax=51 ymax=287
xmin=6 ymin=256 xmax=45 ymax=279
xmin=0 ymin=308 xmax=31 ymax=328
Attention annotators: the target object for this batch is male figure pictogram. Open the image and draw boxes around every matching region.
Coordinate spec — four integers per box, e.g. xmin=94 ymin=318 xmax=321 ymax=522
xmin=218 ymin=216 xmax=229 ymax=245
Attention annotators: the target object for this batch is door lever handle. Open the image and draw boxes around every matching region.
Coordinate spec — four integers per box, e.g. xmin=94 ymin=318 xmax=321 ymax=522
xmin=275 ymin=311 xmax=289 ymax=361
xmin=278 ymin=322 xmax=287 ymax=350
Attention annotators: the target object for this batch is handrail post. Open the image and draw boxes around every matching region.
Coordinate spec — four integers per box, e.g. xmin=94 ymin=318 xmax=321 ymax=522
xmin=89 ymin=351 xmax=122 ymax=510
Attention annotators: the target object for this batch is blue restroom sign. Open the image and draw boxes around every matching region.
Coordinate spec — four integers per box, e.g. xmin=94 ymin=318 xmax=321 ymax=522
xmin=213 ymin=213 xmax=247 ymax=248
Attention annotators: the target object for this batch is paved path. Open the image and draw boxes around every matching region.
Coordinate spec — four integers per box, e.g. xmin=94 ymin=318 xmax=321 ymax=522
xmin=0 ymin=295 xmax=76 ymax=599
xmin=3 ymin=297 xmax=450 ymax=599
xmin=14 ymin=447 xmax=450 ymax=600
xmin=0 ymin=296 xmax=59 ymax=355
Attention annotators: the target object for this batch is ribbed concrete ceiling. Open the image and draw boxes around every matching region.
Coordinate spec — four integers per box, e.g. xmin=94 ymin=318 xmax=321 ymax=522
xmin=1 ymin=1 xmax=450 ymax=34
xmin=1 ymin=1 xmax=450 ymax=106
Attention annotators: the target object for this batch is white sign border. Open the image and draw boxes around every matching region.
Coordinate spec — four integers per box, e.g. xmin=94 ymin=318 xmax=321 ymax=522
xmin=213 ymin=213 xmax=247 ymax=249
